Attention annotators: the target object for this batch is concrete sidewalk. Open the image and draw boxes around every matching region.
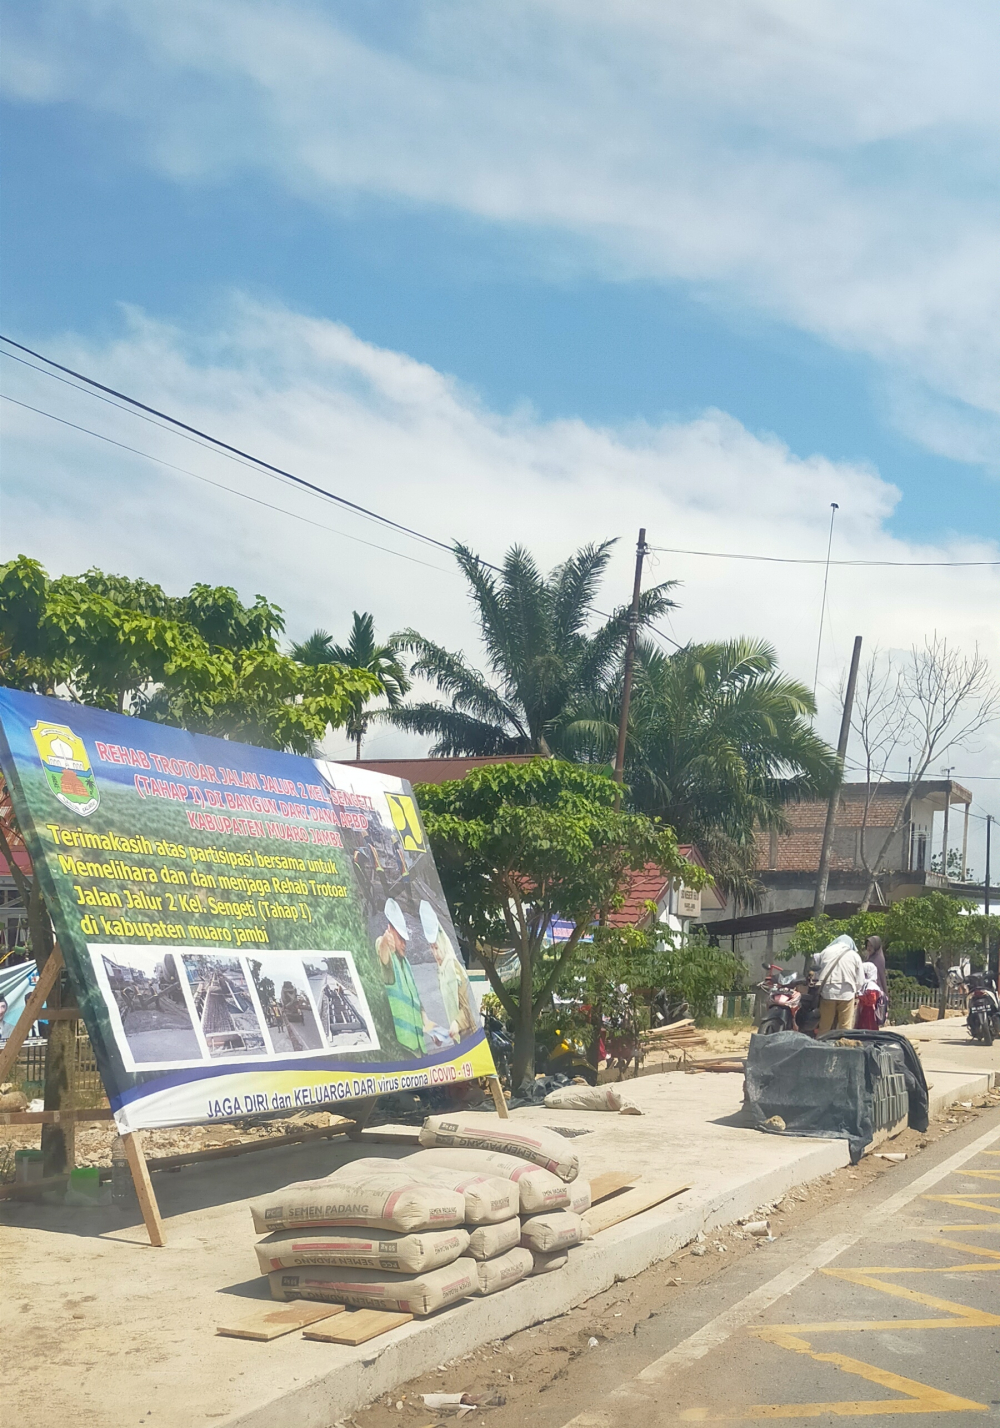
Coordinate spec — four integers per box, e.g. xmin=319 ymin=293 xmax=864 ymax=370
xmin=3 ymin=1027 xmax=997 ymax=1428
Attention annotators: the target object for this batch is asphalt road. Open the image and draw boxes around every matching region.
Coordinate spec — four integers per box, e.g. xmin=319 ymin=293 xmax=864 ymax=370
xmin=531 ymin=1108 xmax=1000 ymax=1427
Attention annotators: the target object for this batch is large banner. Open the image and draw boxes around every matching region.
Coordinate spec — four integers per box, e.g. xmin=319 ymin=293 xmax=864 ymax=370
xmin=0 ymin=688 xmax=494 ymax=1130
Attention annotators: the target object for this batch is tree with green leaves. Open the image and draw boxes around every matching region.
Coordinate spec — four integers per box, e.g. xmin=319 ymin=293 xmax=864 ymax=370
xmin=388 ymin=541 xmax=678 ymax=756
xmin=0 ymin=555 xmax=380 ymax=753
xmin=415 ymin=758 xmax=708 ymax=1085
xmin=567 ymin=638 xmax=838 ymax=905
xmin=292 ymin=612 xmax=410 ymax=759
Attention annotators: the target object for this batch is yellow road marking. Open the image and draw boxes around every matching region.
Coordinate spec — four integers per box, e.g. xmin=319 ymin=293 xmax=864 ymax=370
xmin=755 ymin=1266 xmax=1000 ymax=1332
xmin=679 ymin=1332 xmax=988 ymax=1418
xmin=955 ymin=1170 xmax=1000 ymax=1181
xmin=923 ymin=1193 xmax=1000 ymax=1215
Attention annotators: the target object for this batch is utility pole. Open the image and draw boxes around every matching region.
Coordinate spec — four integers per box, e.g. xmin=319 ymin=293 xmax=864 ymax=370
xmin=985 ymin=814 xmax=994 ymax=980
xmin=813 ymin=634 xmax=863 ymax=918
xmin=613 ymin=528 xmax=648 ymax=813
xmin=940 ymin=766 xmax=953 ymax=878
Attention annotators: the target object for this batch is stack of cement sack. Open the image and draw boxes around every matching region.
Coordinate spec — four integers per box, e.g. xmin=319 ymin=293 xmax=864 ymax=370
xmin=406 ymin=1114 xmax=589 ymax=1279
xmin=249 ymin=1117 xmax=587 ymax=1316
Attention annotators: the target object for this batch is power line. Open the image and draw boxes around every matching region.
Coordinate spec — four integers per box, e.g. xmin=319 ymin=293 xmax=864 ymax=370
xmin=2 ymin=379 xmax=674 ymax=641
xmin=0 ymin=394 xmax=453 ymax=574
xmin=0 ymin=332 xmax=455 ymax=558
xmin=650 ymin=546 xmax=998 ymax=568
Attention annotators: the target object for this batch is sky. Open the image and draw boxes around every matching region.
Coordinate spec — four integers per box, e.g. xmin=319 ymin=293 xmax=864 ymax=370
xmin=2 ymin=2 xmax=998 ymax=865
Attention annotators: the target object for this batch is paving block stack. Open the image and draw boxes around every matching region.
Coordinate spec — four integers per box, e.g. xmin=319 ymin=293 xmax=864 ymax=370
xmin=246 ymin=1116 xmax=588 ymax=1320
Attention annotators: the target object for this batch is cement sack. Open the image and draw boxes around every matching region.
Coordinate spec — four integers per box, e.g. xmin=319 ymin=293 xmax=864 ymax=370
xmin=255 ymin=1224 xmax=469 ymax=1275
xmin=528 ymin=1250 xmax=568 ymax=1275
xmin=250 ymin=1166 xmax=464 ymax=1234
xmin=406 ymin=1147 xmax=571 ymax=1215
xmin=520 ymin=1210 xmax=586 ymax=1254
xmin=543 ymin=1084 xmax=640 ymax=1114
xmin=474 ymin=1247 xmax=533 ymax=1296
xmin=347 ymin=1155 xmax=516 ymax=1224
xmin=419 ymin=1114 xmax=579 ymax=1182
xmin=268 ymin=1258 xmax=478 ymax=1316
xmin=401 ymin=1162 xmax=518 ymax=1224
xmin=566 ymin=1179 xmax=592 ymax=1216
xmin=466 ymin=1216 xmax=522 ymax=1261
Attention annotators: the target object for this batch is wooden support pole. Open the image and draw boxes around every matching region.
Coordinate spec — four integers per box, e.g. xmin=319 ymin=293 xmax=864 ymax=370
xmin=487 ymin=1074 xmax=510 ymax=1119
xmin=0 ymin=946 xmax=63 ymax=1082
xmin=121 ymin=1130 xmax=166 ymax=1247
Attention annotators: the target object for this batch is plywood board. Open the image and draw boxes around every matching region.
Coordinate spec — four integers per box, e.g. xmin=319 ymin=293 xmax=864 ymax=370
xmin=589 ymin=1171 xmax=639 ymax=1203
xmin=217 ymin=1302 xmax=345 ymax=1341
xmin=583 ymin=1181 xmax=692 ymax=1236
xmin=303 ymin=1309 xmax=413 ymax=1345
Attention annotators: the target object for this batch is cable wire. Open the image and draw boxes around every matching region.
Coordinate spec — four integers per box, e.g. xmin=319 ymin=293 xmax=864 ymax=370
xmin=0 ymin=394 xmax=452 ymax=574
xmin=650 ymin=545 xmax=998 ymax=568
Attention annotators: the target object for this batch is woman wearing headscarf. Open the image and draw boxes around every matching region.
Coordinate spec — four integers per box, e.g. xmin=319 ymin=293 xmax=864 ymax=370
xmin=864 ymin=935 xmax=888 ymax=994
xmin=856 ymin=961 xmax=888 ymax=1030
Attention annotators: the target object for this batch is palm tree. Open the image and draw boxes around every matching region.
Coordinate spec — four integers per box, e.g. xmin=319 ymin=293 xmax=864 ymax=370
xmin=291 ymin=613 xmax=410 ymax=759
xmin=386 ymin=541 xmax=678 ymax=756
xmin=567 ymin=638 xmax=839 ymax=903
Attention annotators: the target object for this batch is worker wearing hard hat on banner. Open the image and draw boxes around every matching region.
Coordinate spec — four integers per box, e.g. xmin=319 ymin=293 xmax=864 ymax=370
xmin=420 ymin=899 xmax=477 ymax=1044
xmin=376 ymin=898 xmax=433 ymax=1055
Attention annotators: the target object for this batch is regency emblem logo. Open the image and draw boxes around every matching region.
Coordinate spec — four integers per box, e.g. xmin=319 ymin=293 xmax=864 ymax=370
xmin=30 ymin=720 xmax=100 ymax=817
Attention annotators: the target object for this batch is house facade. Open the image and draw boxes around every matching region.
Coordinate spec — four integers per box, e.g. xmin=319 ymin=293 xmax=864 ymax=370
xmin=697 ymin=779 xmax=976 ymax=968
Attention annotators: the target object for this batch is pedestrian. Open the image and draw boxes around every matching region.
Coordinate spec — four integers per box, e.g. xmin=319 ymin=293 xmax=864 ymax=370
xmin=811 ymin=934 xmax=865 ymax=1033
xmin=864 ymin=935 xmax=888 ymax=994
xmin=856 ymin=961 xmax=888 ymax=1030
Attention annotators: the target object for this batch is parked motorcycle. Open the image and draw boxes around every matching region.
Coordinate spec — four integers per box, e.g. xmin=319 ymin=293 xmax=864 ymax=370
xmin=964 ymin=972 xmax=1000 ymax=1047
xmin=756 ymin=964 xmax=821 ymax=1036
xmin=651 ymin=990 xmax=690 ymax=1027
xmin=537 ymin=1027 xmax=598 ymax=1084
xmin=482 ymin=1011 xmax=514 ymax=1085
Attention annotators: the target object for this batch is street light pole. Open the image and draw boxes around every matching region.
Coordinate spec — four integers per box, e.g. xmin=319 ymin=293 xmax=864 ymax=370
xmin=813 ymin=635 xmax=863 ymax=918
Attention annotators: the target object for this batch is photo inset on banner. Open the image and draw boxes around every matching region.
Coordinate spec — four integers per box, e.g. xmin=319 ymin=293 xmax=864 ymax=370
xmin=96 ymin=948 xmax=202 ymax=1066
xmin=247 ymin=953 xmax=325 ymax=1056
xmin=179 ymin=954 xmax=267 ymax=1059
xmin=303 ymin=954 xmax=379 ymax=1052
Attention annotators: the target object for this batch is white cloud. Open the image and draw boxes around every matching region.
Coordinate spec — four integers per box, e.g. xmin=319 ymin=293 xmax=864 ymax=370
xmin=4 ymin=1 xmax=1000 ymax=466
xmin=2 ymin=298 xmax=997 ymax=794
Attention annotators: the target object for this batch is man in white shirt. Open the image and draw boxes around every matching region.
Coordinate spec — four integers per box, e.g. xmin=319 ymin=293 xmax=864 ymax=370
xmin=811 ymin=934 xmax=864 ymax=1033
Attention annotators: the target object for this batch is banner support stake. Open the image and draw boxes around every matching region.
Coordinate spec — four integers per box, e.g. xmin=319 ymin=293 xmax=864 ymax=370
xmin=122 ymin=1130 xmax=166 ymax=1246
xmin=487 ymin=1074 xmax=509 ymax=1119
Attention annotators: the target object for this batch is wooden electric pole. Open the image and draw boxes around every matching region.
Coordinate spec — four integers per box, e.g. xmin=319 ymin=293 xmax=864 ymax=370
xmin=613 ymin=528 xmax=648 ymax=813
xmin=813 ymin=634 xmax=863 ymax=918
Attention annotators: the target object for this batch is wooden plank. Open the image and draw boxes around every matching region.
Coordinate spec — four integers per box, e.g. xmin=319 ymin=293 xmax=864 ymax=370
xmin=122 ymin=1130 xmax=166 ymax=1248
xmin=35 ymin=1007 xmax=81 ymax=1021
xmin=589 ymin=1171 xmax=639 ymax=1203
xmin=217 ymin=1302 xmax=345 ymax=1342
xmin=1 ymin=1107 xmax=114 ymax=1126
xmin=0 ymin=947 xmax=63 ymax=1082
xmin=141 ymin=1121 xmax=356 ymax=1172
xmin=582 ymin=1181 xmax=692 ymax=1236
xmin=303 ymin=1309 xmax=413 ymax=1345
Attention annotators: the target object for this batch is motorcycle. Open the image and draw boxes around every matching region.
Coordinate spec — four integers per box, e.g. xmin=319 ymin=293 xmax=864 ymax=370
xmin=651 ymin=990 xmax=690 ymax=1027
xmin=756 ymin=964 xmax=821 ymax=1036
xmin=537 ymin=1027 xmax=598 ymax=1084
xmin=964 ymin=972 xmax=1000 ymax=1047
xmin=482 ymin=1010 xmax=514 ymax=1086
